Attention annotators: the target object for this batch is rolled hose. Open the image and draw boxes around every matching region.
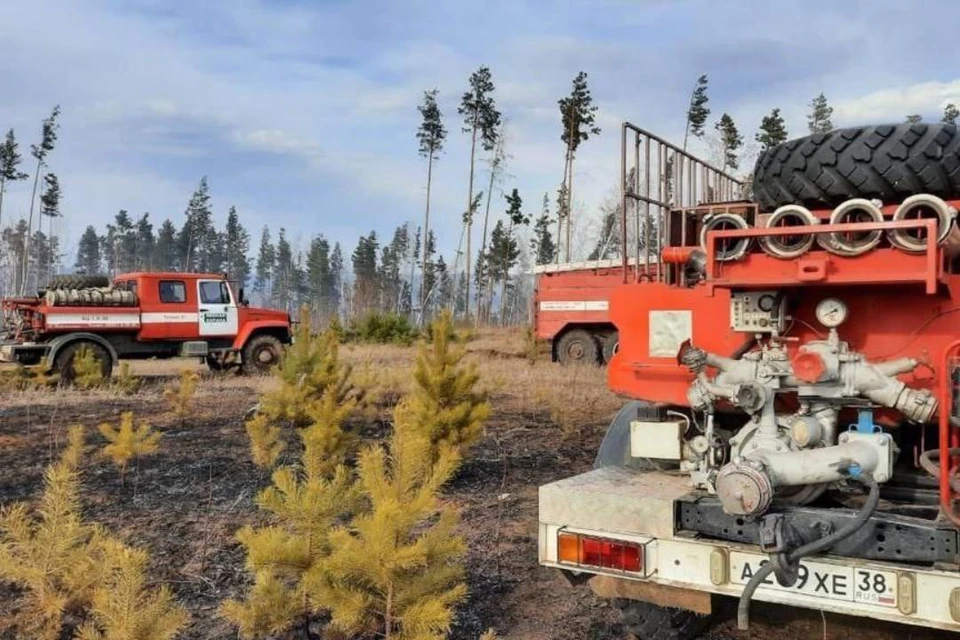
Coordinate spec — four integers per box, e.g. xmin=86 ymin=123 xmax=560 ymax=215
xmin=737 ymin=474 xmax=880 ymax=630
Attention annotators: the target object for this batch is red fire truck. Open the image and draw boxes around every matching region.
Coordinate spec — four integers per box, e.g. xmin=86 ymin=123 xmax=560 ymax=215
xmin=532 ymin=260 xmax=621 ymax=365
xmin=0 ymin=272 xmax=292 ymax=377
xmin=539 ymin=122 xmax=960 ymax=638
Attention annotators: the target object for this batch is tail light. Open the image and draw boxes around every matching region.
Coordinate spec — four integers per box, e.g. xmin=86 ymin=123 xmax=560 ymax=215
xmin=557 ymin=531 xmax=644 ymax=573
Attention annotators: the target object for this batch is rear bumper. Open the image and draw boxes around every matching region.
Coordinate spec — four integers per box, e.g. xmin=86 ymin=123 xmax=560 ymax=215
xmin=539 ymin=467 xmax=960 ymax=631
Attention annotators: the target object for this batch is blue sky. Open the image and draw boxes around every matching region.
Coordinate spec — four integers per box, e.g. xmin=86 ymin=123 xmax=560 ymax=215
xmin=1 ymin=0 xmax=959 ymax=262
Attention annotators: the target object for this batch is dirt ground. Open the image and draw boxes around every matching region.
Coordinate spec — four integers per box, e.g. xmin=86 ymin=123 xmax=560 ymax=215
xmin=0 ymin=330 xmax=955 ymax=639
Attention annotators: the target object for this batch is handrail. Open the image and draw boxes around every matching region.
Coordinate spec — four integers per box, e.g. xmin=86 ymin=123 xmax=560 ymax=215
xmin=620 ymin=122 xmax=745 ymax=285
xmin=704 ymin=219 xmax=940 ymax=293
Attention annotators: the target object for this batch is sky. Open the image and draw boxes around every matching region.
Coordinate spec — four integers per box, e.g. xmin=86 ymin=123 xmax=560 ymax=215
xmin=1 ymin=0 xmax=960 ymax=263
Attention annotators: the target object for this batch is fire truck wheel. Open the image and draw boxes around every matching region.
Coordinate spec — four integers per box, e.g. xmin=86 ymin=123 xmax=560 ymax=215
xmin=753 ymin=122 xmax=960 ymax=210
xmin=556 ymin=329 xmax=601 ymax=366
xmin=242 ymin=335 xmax=282 ymax=375
xmin=595 ymin=401 xmax=660 ymax=471
xmin=47 ymin=274 xmax=110 ymax=290
xmin=616 ymin=599 xmax=715 ymax=640
xmin=602 ymin=331 xmax=619 ymax=364
xmin=54 ymin=341 xmax=113 ymax=382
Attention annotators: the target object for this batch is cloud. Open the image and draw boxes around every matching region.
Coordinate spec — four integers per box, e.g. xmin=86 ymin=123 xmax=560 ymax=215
xmin=833 ymin=80 xmax=960 ymax=124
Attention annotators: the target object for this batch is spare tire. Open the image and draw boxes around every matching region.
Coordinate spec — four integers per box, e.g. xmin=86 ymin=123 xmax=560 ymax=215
xmin=47 ymin=274 xmax=110 ymax=290
xmin=753 ymin=123 xmax=960 ymax=210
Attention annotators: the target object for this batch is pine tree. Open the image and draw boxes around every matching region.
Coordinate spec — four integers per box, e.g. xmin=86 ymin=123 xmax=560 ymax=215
xmin=162 ymin=369 xmax=199 ymax=424
xmin=715 ymin=113 xmax=743 ymax=170
xmin=417 ymin=89 xmax=447 ymax=313
xmin=259 ymin=323 xmax=358 ymax=428
xmin=75 ymin=539 xmax=188 ymax=640
xmin=943 ymin=103 xmax=959 ymax=125
xmin=21 ymin=105 xmax=60 ymax=295
xmin=272 ymin=229 xmax=295 ymax=311
xmin=587 ymin=195 xmax=621 ymax=262
xmin=75 ymin=226 xmax=102 ymax=275
xmin=434 ymin=255 xmax=453 ymax=311
xmin=404 ymin=311 xmax=489 ymax=455
xmin=221 ymin=349 xmax=361 ymax=637
xmin=38 ymin=174 xmax=60 ymax=285
xmin=421 ymin=231 xmax=438 ymax=315
xmin=459 ymin=67 xmax=501 ymax=320
xmin=477 ymin=126 xmax=508 ymax=324
xmin=223 ymin=206 xmax=251 ymax=288
xmin=755 ymin=107 xmax=788 ymax=150
xmin=0 ymin=128 xmax=28 ymax=229
xmin=330 ymin=242 xmax=344 ymax=320
xmin=352 ymin=232 xmax=380 ymax=316
xmin=306 ymin=235 xmax=331 ymax=323
xmin=97 ymin=412 xmax=161 ymax=484
xmin=531 ymin=193 xmax=556 ymax=265
xmin=179 ymin=177 xmax=213 ymax=271
xmin=905 ymin=114 xmax=923 ymax=124
xmin=0 ymin=426 xmax=106 ymax=639
xmin=134 ymin=214 xmax=156 ymax=271
xmin=558 ymin=71 xmax=600 ymax=262
xmin=103 ymin=210 xmax=136 ymax=277
xmin=154 ymin=220 xmax=178 ymax=271
xmin=305 ymin=410 xmax=467 ymax=640
xmin=253 ymin=226 xmax=274 ymax=303
xmin=683 ymin=74 xmax=710 ymax=150
xmin=807 ymin=93 xmax=834 ymax=134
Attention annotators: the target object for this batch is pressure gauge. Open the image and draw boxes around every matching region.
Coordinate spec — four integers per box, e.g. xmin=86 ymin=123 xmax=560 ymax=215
xmin=815 ymin=298 xmax=848 ymax=328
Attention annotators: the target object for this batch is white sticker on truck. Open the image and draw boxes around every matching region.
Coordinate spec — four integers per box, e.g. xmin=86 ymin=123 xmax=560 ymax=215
xmin=539 ymin=300 xmax=609 ymax=312
xmin=730 ymin=551 xmax=897 ymax=608
xmin=648 ymin=310 xmax=692 ymax=357
xmin=45 ymin=313 xmax=140 ymax=329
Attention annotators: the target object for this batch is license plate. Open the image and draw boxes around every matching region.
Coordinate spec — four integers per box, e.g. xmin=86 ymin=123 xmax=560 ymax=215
xmin=730 ymin=551 xmax=897 ymax=608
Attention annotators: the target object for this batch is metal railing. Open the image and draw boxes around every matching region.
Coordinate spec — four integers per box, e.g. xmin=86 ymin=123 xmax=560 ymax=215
xmin=620 ymin=123 xmax=744 ymax=282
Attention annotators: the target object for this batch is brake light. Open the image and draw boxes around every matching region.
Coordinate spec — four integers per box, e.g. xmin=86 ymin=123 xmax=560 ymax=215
xmin=557 ymin=531 xmax=643 ymax=573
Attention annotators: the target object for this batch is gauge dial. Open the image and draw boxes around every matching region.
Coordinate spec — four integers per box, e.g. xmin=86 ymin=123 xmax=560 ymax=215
xmin=815 ymin=298 xmax=848 ymax=328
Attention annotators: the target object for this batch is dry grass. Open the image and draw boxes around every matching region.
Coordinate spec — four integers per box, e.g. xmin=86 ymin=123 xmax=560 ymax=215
xmin=1 ymin=329 xmax=621 ymax=443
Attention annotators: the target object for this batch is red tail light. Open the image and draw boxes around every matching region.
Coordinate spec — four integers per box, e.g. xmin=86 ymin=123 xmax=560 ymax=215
xmin=557 ymin=531 xmax=643 ymax=573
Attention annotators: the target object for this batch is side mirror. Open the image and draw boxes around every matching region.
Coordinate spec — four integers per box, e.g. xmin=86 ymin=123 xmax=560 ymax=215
xmin=238 ymin=287 xmax=249 ymax=306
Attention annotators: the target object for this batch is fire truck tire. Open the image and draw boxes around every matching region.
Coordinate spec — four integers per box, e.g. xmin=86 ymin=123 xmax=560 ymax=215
xmin=753 ymin=122 xmax=960 ymax=210
xmin=602 ymin=331 xmax=619 ymax=364
xmin=556 ymin=329 xmax=601 ymax=366
xmin=242 ymin=334 xmax=282 ymax=375
xmin=595 ymin=401 xmax=658 ymax=471
xmin=54 ymin=341 xmax=113 ymax=382
xmin=47 ymin=274 xmax=110 ymax=290
xmin=616 ymin=599 xmax=715 ymax=640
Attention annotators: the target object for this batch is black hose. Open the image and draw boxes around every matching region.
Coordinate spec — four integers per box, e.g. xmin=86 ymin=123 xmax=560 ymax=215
xmin=737 ymin=474 xmax=881 ymax=631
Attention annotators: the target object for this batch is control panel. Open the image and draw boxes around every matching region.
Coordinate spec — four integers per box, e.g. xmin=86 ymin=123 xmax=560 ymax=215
xmin=730 ymin=291 xmax=785 ymax=333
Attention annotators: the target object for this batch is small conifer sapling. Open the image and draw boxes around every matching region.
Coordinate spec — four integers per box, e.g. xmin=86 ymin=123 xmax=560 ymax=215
xmin=98 ymin=412 xmax=161 ymax=485
xmin=163 ymin=369 xmax=199 ymax=424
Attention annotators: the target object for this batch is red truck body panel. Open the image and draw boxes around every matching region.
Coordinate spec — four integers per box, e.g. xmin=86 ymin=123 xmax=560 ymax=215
xmin=532 ymin=260 xmax=628 ymax=341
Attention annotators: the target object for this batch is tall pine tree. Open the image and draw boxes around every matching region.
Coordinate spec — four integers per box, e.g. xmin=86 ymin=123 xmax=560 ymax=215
xmin=75 ymin=226 xmax=102 ymax=275
xmin=756 ymin=107 xmax=788 ymax=150
xmin=683 ymin=74 xmax=710 ymax=151
xmin=715 ymin=114 xmax=743 ymax=170
xmin=21 ymin=105 xmax=60 ymax=295
xmin=179 ymin=177 xmax=213 ymax=271
xmin=254 ymin=226 xmax=275 ymax=303
xmin=807 ymin=93 xmax=834 ymax=134
xmin=558 ymin=72 xmax=600 ymax=262
xmin=458 ymin=67 xmax=501 ymax=319
xmin=224 ymin=206 xmax=251 ymax=288
xmin=417 ymin=90 xmax=447 ymax=312
xmin=0 ymin=129 xmax=28 ymax=230
xmin=154 ymin=220 xmax=178 ymax=271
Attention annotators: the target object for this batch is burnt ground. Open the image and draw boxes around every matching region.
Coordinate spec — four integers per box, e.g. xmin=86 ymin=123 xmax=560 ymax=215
xmin=0 ymin=348 xmax=957 ymax=640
